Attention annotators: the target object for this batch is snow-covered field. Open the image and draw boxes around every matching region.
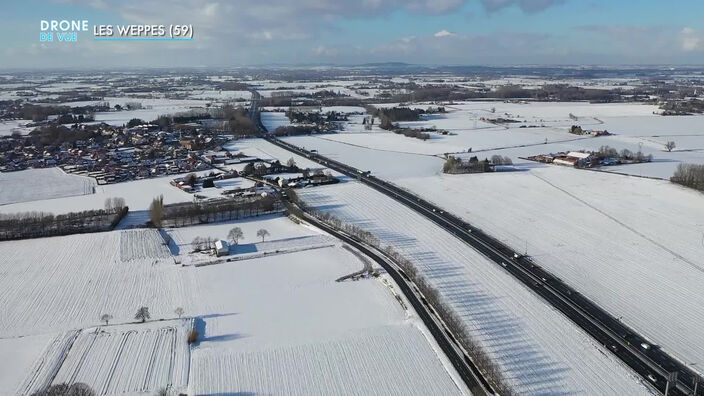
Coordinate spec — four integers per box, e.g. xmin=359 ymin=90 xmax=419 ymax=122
xmin=0 ymin=168 xmax=96 ymax=205
xmin=3 ymin=214 xmax=464 ymax=395
xmin=190 ymin=325 xmax=458 ymax=396
xmin=0 ymin=334 xmax=53 ymax=395
xmin=298 ymin=181 xmax=653 ymax=395
xmin=17 ymin=320 xmax=191 ymax=396
xmin=188 ymin=242 xmax=465 ymax=396
xmin=279 ymin=117 xmax=704 ymax=376
xmin=260 ymin=111 xmax=291 ymax=131
xmin=286 ymin=101 xmax=704 ymax=179
xmin=399 ymin=166 xmax=704 ymax=373
xmin=0 ymin=119 xmax=33 ymax=136
xmin=0 ymin=173 xmax=192 ymax=215
xmin=0 ymin=229 xmax=188 ymax=338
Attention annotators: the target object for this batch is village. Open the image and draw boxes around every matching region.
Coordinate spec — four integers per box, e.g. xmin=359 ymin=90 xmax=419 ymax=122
xmin=0 ymin=120 xmax=233 ymax=184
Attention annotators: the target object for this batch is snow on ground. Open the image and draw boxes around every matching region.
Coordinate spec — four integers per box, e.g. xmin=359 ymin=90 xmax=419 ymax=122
xmin=0 ymin=334 xmax=53 ymax=395
xmin=398 ymin=166 xmax=704 ymax=374
xmin=89 ymin=97 xmax=213 ymax=126
xmin=287 ymin=107 xmax=703 ymax=179
xmin=167 ymin=213 xmax=313 ymax=243
xmin=0 ymin=173 xmax=192 ymax=215
xmin=190 ymin=325 xmax=457 ymax=396
xmin=0 ymin=229 xmax=191 ymax=338
xmin=188 ymin=90 xmax=250 ymax=100
xmin=260 ymin=111 xmax=291 ymax=132
xmin=225 ymin=138 xmax=330 ymax=172
xmin=18 ymin=319 xmax=191 ymax=396
xmin=5 ymin=214 xmax=465 ymax=395
xmin=298 ymin=181 xmax=654 ymax=395
xmin=193 ymin=177 xmax=256 ymax=200
xmin=0 ymin=168 xmax=96 ymax=206
xmin=188 ymin=242 xmax=465 ymax=396
xmin=0 ymin=119 xmax=33 ymax=136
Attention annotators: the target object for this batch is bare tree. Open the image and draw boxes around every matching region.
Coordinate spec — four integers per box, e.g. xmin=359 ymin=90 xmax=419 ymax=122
xmin=191 ymin=237 xmax=202 ymax=252
xmin=228 ymin=227 xmax=244 ymax=245
xmin=256 ymin=228 xmax=270 ymax=242
xmin=104 ymin=198 xmax=114 ymax=212
xmin=286 ymin=157 xmax=297 ymax=168
xmin=174 ymin=307 xmax=184 ymax=318
xmin=155 ymin=388 xmax=168 ymax=396
xmin=135 ymin=306 xmax=150 ymax=323
xmin=100 ymin=314 xmax=113 ymax=326
xmin=665 ymin=141 xmax=676 ymax=152
xmin=149 ymin=195 xmax=164 ymax=228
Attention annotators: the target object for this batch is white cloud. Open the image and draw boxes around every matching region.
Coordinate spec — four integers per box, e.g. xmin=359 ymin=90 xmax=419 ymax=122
xmin=434 ymin=30 xmax=456 ymax=37
xmin=681 ymin=27 xmax=703 ymax=52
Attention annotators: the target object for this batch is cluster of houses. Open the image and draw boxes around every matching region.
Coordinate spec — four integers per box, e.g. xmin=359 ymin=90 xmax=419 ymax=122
xmin=528 ymin=147 xmax=652 ymax=168
xmin=0 ymin=123 xmax=231 ymax=184
xmin=529 ymin=152 xmax=597 ymax=167
xmin=569 ymin=125 xmax=611 ymax=137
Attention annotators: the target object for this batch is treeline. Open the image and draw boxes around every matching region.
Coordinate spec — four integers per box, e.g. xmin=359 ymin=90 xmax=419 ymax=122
xmin=55 ymin=113 xmax=94 ymax=124
xmin=660 ymin=99 xmax=704 ymax=115
xmin=366 ymin=106 xmax=425 ymax=123
xmin=671 ymin=163 xmax=704 ymax=191
xmin=386 ymin=84 xmax=625 ymax=103
xmin=157 ymin=195 xmax=281 ymax=228
xmin=594 ymin=145 xmax=652 ymax=163
xmin=259 ymin=96 xmax=363 ymax=108
xmin=391 ymin=128 xmax=430 ymax=140
xmin=286 ymin=191 xmax=514 ymax=395
xmin=5 ymin=103 xmax=108 ymax=122
xmin=284 ymin=110 xmax=348 ymax=124
xmin=443 ymin=156 xmax=494 ymax=174
xmin=0 ymin=205 xmax=128 ymax=241
xmin=28 ymin=125 xmax=98 ymax=146
xmin=272 ymin=125 xmax=318 ymax=136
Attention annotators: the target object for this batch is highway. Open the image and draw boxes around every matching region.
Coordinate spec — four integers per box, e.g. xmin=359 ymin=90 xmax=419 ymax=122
xmin=263 ymin=134 xmax=703 ymax=396
xmin=289 ymin=204 xmax=494 ymax=396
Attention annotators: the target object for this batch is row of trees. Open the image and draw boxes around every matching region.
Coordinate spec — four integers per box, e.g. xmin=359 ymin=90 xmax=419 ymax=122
xmin=191 ymin=227 xmax=270 ymax=253
xmin=150 ymin=194 xmax=281 ymax=228
xmin=443 ymin=156 xmax=494 ymax=174
xmin=287 ymin=194 xmax=514 ymax=395
xmin=390 ymin=128 xmax=431 ymax=140
xmin=671 ymin=163 xmax=704 ymax=191
xmin=0 ymin=200 xmax=127 ymax=240
xmin=592 ymin=145 xmax=653 ymax=164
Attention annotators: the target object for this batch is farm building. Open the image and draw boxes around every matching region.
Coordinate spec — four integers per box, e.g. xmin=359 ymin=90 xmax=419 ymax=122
xmin=215 ymin=240 xmax=229 ymax=256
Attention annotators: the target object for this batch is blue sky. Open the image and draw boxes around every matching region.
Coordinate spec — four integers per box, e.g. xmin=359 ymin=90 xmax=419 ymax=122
xmin=2 ymin=0 xmax=704 ymax=68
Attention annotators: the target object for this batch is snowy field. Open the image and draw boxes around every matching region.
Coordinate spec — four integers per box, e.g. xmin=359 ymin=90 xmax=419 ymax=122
xmin=0 ymin=334 xmax=53 ymax=395
xmin=399 ymin=166 xmax=704 ymax=373
xmin=17 ymin=320 xmax=191 ymax=396
xmin=0 ymin=229 xmax=190 ymax=338
xmin=260 ymin=111 xmax=291 ymax=131
xmin=298 ymin=181 xmax=653 ymax=395
xmin=287 ymin=101 xmax=703 ymax=179
xmin=280 ymin=120 xmax=704 ymax=375
xmin=3 ymin=214 xmax=465 ymax=395
xmin=0 ymin=168 xmax=96 ymax=205
xmin=188 ymin=243 xmax=465 ymax=396
xmin=0 ymin=173 xmax=192 ymax=215
xmin=0 ymin=119 xmax=33 ymax=136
